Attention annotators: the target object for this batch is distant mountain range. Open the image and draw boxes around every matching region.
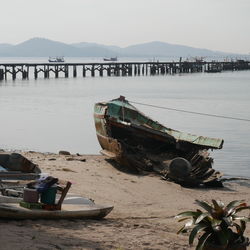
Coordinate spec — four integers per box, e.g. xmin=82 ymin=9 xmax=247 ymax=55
xmin=0 ymin=37 xmax=245 ymax=58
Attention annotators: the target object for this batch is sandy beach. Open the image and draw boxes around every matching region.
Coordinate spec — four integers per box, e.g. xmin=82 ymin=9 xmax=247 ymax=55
xmin=0 ymin=150 xmax=249 ymax=250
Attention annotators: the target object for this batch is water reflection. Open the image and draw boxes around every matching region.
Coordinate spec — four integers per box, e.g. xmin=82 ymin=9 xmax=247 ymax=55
xmin=0 ymin=70 xmax=249 ymax=177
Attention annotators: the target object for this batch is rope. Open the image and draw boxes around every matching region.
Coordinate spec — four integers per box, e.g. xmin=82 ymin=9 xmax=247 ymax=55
xmin=130 ymin=101 xmax=250 ymax=122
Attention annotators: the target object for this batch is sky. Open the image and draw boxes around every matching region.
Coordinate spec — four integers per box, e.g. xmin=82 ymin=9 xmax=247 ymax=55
xmin=1 ymin=0 xmax=250 ymax=54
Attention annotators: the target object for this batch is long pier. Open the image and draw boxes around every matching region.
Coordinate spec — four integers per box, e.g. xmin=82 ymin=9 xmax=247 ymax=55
xmin=0 ymin=60 xmax=249 ymax=80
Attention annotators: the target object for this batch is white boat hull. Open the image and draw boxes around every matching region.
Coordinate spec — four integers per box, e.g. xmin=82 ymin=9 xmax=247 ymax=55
xmin=0 ymin=195 xmax=113 ymax=219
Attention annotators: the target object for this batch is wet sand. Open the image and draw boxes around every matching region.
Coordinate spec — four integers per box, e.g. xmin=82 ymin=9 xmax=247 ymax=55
xmin=0 ymin=151 xmax=249 ymax=250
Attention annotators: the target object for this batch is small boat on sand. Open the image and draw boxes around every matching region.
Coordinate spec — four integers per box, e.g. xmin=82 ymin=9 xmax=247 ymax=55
xmin=0 ymin=195 xmax=113 ymax=220
xmin=0 ymin=152 xmax=41 ymax=177
xmin=94 ymin=96 xmax=224 ymax=187
xmin=0 ymin=153 xmax=113 ymax=219
xmin=0 ymin=178 xmax=113 ymax=220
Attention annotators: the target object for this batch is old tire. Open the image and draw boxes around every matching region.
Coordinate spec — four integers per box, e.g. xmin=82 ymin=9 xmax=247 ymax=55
xmin=169 ymin=157 xmax=192 ymax=179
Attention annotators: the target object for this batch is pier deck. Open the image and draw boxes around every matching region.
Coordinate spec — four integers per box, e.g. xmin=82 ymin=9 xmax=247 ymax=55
xmin=0 ymin=60 xmax=249 ymax=80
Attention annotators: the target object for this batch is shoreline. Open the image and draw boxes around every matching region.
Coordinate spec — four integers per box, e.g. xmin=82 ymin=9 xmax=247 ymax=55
xmin=1 ymin=148 xmax=250 ymax=180
xmin=0 ymin=150 xmax=250 ymax=249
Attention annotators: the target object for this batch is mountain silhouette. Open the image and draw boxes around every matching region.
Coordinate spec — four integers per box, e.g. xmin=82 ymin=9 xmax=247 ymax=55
xmin=0 ymin=37 xmax=243 ymax=58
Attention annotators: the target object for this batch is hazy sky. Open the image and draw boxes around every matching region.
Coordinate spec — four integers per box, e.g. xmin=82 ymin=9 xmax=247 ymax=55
xmin=1 ymin=0 xmax=250 ymax=54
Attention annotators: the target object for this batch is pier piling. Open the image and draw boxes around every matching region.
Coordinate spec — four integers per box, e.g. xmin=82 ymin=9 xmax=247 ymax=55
xmin=0 ymin=69 xmax=4 ymax=80
xmin=82 ymin=66 xmax=86 ymax=77
xmin=91 ymin=66 xmax=95 ymax=77
xmin=73 ymin=66 xmax=77 ymax=77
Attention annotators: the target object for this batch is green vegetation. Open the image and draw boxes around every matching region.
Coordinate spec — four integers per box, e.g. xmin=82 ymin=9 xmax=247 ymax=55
xmin=176 ymin=199 xmax=250 ymax=250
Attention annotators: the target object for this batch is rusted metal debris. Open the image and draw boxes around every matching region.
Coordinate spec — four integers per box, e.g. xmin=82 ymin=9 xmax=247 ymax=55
xmin=94 ymin=96 xmax=224 ymax=187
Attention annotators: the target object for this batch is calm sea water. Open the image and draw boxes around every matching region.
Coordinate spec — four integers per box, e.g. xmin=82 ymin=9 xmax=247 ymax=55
xmin=0 ymin=58 xmax=249 ymax=177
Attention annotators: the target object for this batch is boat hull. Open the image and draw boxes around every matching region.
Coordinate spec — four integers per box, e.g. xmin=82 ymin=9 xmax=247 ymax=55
xmin=0 ymin=195 xmax=113 ymax=220
xmin=0 ymin=203 xmax=113 ymax=220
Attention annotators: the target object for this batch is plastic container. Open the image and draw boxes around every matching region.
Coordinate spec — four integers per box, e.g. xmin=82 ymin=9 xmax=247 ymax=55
xmin=23 ymin=188 xmax=39 ymax=203
xmin=40 ymin=185 xmax=57 ymax=205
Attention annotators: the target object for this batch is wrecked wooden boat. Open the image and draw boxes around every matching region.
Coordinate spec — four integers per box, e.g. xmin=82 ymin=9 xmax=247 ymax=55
xmin=94 ymin=96 xmax=224 ymax=187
